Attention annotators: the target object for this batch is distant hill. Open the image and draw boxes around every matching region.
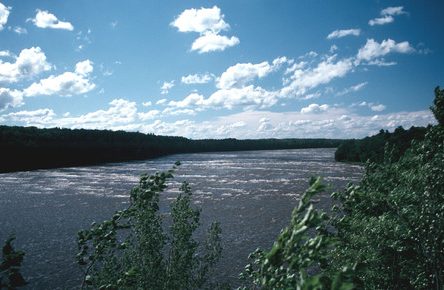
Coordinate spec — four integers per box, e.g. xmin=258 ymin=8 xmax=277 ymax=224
xmin=334 ymin=125 xmax=428 ymax=163
xmin=0 ymin=125 xmax=343 ymax=173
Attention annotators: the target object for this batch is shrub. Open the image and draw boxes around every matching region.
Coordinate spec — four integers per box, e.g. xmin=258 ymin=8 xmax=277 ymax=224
xmin=76 ymin=162 xmax=223 ymax=289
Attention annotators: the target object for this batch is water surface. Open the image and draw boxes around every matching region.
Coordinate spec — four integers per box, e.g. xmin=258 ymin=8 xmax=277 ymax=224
xmin=0 ymin=148 xmax=363 ymax=289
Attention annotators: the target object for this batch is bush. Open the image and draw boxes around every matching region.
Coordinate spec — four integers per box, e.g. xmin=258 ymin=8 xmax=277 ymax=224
xmin=76 ymin=162 xmax=223 ymax=289
xmin=0 ymin=237 xmax=26 ymax=289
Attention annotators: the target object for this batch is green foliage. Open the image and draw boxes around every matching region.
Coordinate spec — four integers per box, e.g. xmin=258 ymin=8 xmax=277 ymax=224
xmin=330 ymin=125 xmax=444 ymax=289
xmin=76 ymin=162 xmax=223 ymax=289
xmin=335 ymin=126 xmax=427 ymax=163
xmin=430 ymin=86 xmax=444 ymax=125
xmin=239 ymin=177 xmax=359 ymax=290
xmin=0 ymin=237 xmax=26 ymax=289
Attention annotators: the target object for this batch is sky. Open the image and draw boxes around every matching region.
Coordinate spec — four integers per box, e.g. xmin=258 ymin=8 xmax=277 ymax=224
xmin=0 ymin=0 xmax=443 ymax=139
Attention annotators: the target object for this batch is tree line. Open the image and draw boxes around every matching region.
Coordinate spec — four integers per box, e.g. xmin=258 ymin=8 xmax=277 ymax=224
xmin=0 ymin=125 xmax=342 ymax=173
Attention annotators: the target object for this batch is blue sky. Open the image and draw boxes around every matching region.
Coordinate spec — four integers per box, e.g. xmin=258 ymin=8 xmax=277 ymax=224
xmin=0 ymin=0 xmax=443 ymax=139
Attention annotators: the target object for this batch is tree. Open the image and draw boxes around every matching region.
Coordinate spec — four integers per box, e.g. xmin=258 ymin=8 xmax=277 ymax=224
xmin=430 ymin=86 xmax=444 ymax=125
xmin=76 ymin=162 xmax=223 ymax=289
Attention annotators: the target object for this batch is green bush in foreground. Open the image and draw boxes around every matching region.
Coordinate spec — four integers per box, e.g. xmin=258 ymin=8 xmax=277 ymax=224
xmin=0 ymin=237 xmax=26 ymax=289
xmin=76 ymin=162 xmax=223 ymax=290
xmin=330 ymin=124 xmax=444 ymax=289
xmin=239 ymin=177 xmax=358 ymax=290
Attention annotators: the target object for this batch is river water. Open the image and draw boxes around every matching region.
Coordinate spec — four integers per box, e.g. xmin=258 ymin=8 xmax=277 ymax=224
xmin=0 ymin=148 xmax=363 ymax=289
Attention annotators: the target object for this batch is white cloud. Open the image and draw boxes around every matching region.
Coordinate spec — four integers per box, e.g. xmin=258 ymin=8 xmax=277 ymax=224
xmin=142 ymin=101 xmax=152 ymax=107
xmin=370 ymin=104 xmax=386 ymax=112
xmin=75 ymin=60 xmax=93 ymax=76
xmin=300 ymin=103 xmax=329 ymax=114
xmin=11 ymin=26 xmax=27 ymax=34
xmin=171 ymin=6 xmax=229 ymax=34
xmin=138 ymin=109 xmax=160 ymax=121
xmin=181 ymin=73 xmax=213 ymax=84
xmin=336 ymin=82 xmax=368 ymax=96
xmin=217 ymin=57 xmax=288 ymax=89
xmin=366 ymin=59 xmax=397 ymax=66
xmin=2 ymin=102 xmax=434 ymax=139
xmin=168 ymin=93 xmax=205 ymax=108
xmin=352 ymin=101 xmax=386 ymax=112
xmin=327 ymin=28 xmax=360 ymax=39
xmin=156 ymin=98 xmax=167 ymax=105
xmin=24 ymin=60 xmax=95 ymax=97
xmin=204 ymin=85 xmax=278 ymax=110
xmin=0 ymin=2 xmax=10 ymax=30
xmin=172 ymin=6 xmax=239 ymax=53
xmin=369 ymin=15 xmax=394 ymax=26
xmin=30 ymin=9 xmax=74 ymax=30
xmin=0 ymin=47 xmax=52 ymax=83
xmin=191 ymin=32 xmax=239 ymax=53
xmin=56 ymin=99 xmax=138 ymax=128
xmin=0 ymin=50 xmax=12 ymax=57
xmin=2 ymin=108 xmax=55 ymax=124
xmin=162 ymin=107 xmax=196 ymax=116
xmin=0 ymin=87 xmax=23 ymax=110
xmin=355 ymin=39 xmax=413 ymax=64
xmin=369 ymin=6 xmax=406 ymax=26
xmin=381 ymin=6 xmax=405 ymax=16
xmin=160 ymin=81 xmax=175 ymax=95
xmin=281 ymin=57 xmax=354 ymax=97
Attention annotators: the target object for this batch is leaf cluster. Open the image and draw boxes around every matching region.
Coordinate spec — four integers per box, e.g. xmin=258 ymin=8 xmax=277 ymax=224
xmin=76 ymin=161 xmax=223 ymax=290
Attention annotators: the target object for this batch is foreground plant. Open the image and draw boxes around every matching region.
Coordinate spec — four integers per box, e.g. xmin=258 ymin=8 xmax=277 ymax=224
xmin=0 ymin=237 xmax=26 ymax=289
xmin=239 ymin=177 xmax=358 ymax=290
xmin=76 ymin=162 xmax=223 ymax=290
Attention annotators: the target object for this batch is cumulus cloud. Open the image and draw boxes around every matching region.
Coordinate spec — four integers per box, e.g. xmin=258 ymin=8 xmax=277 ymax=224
xmin=1 ymin=101 xmax=435 ymax=139
xmin=30 ymin=9 xmax=74 ymax=30
xmin=355 ymin=38 xmax=413 ymax=64
xmin=191 ymin=32 xmax=239 ymax=53
xmin=0 ymin=2 xmax=11 ymax=30
xmin=57 ymin=99 xmax=138 ymax=128
xmin=24 ymin=60 xmax=95 ymax=97
xmin=75 ymin=60 xmax=93 ymax=76
xmin=156 ymin=98 xmax=167 ymax=105
xmin=217 ymin=57 xmax=288 ymax=89
xmin=138 ymin=109 xmax=160 ymax=121
xmin=281 ymin=57 xmax=354 ymax=97
xmin=160 ymin=81 xmax=174 ymax=95
xmin=205 ymin=85 xmax=278 ymax=109
xmin=0 ymin=87 xmax=23 ymax=110
xmin=369 ymin=6 xmax=406 ymax=26
xmin=300 ymin=103 xmax=329 ymax=114
xmin=2 ymin=108 xmax=55 ymax=124
xmin=327 ymin=28 xmax=360 ymax=39
xmin=168 ymin=93 xmax=205 ymax=108
xmin=370 ymin=104 xmax=386 ymax=112
xmin=181 ymin=73 xmax=213 ymax=84
xmin=171 ymin=6 xmax=229 ymax=34
xmin=171 ymin=6 xmax=239 ymax=53
xmin=0 ymin=50 xmax=12 ymax=57
xmin=0 ymin=47 xmax=52 ymax=83
xmin=352 ymin=101 xmax=386 ymax=112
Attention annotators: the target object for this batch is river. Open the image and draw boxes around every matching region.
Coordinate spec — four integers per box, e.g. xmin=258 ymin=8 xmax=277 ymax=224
xmin=0 ymin=148 xmax=363 ymax=289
